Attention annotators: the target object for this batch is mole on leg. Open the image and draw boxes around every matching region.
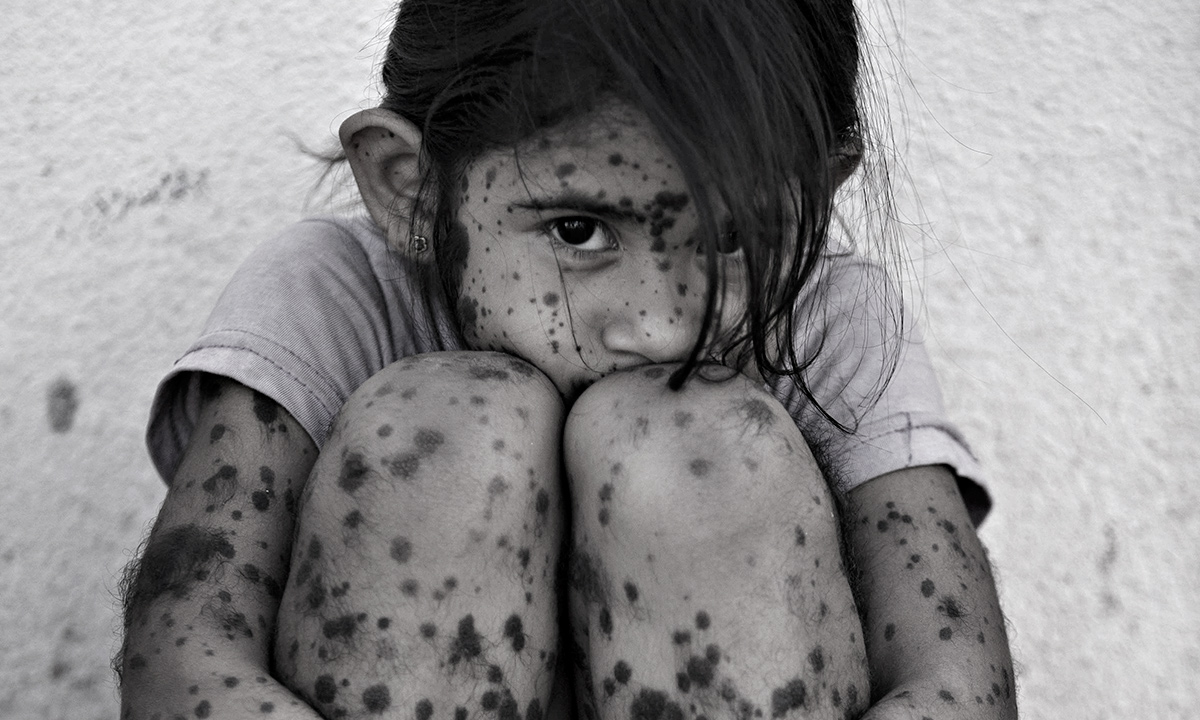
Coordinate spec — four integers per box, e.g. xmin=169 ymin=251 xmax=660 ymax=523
xmin=274 ymin=352 xmax=565 ymax=719
xmin=563 ymin=366 xmax=871 ymax=720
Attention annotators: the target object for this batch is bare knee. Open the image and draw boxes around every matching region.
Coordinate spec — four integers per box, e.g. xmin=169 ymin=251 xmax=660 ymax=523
xmin=564 ymin=365 xmax=837 ymax=549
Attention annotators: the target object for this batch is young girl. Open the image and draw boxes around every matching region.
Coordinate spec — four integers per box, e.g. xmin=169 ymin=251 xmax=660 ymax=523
xmin=119 ymin=1 xmax=1014 ymax=719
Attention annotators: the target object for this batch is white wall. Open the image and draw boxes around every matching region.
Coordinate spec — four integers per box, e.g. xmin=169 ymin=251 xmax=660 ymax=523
xmin=1 ymin=0 xmax=1196 ymax=717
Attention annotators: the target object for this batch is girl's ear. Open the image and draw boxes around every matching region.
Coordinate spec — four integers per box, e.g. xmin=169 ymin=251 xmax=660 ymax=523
xmin=340 ymin=108 xmax=428 ymax=254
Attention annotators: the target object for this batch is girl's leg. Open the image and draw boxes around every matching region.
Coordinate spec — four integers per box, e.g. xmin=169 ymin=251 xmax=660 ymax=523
xmin=564 ymin=367 xmax=871 ymax=720
xmin=275 ymin=352 xmax=565 ymax=720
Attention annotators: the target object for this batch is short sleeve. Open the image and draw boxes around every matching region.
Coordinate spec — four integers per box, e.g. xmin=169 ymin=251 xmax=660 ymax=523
xmin=145 ymin=216 xmax=456 ymax=483
xmin=769 ymin=252 xmax=990 ymax=521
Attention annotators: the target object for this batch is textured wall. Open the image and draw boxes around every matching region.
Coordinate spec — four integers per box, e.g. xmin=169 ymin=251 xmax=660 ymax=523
xmin=0 ymin=0 xmax=1196 ymax=718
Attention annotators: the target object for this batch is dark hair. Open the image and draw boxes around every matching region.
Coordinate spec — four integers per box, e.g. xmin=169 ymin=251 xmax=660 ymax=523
xmin=379 ymin=0 xmax=900 ymax=431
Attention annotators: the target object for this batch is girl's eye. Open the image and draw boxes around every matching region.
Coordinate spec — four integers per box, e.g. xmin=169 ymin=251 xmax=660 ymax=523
xmin=699 ymin=220 xmax=743 ymax=256
xmin=716 ymin=222 xmax=741 ymax=254
xmin=547 ymin=217 xmax=613 ymax=252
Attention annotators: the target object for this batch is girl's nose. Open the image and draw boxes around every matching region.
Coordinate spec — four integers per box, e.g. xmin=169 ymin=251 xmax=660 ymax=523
xmin=599 ymin=262 xmax=704 ymax=365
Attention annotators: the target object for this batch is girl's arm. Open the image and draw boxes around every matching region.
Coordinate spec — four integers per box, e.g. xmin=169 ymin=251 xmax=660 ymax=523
xmin=119 ymin=374 xmax=322 ymax=719
xmin=845 ymin=465 xmax=1017 ymax=719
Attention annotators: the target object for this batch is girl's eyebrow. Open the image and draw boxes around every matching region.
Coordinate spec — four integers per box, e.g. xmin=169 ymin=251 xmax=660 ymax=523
xmin=511 ymin=191 xmax=641 ymax=222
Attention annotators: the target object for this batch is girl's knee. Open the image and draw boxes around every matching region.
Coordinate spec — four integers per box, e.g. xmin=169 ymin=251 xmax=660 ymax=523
xmin=294 ymin=350 xmax=565 ymax=564
xmin=564 ymin=365 xmax=836 ymax=544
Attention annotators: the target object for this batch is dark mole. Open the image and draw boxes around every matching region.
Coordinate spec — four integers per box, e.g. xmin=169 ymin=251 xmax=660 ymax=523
xmin=614 ymin=660 xmax=632 ymax=684
xmin=488 ymin=664 xmax=504 ymax=683
xmin=941 ymin=596 xmax=964 ymax=618
xmin=677 ymin=672 xmax=692 ymax=693
xmin=794 ymin=526 xmax=806 ymax=546
xmin=414 ymin=428 xmax=446 ymax=455
xmin=420 ymin=622 xmax=438 ymax=638
xmin=344 ymin=510 xmax=364 ymax=528
xmin=127 ymin=525 xmax=235 ymax=610
xmin=377 ymin=617 xmax=391 ymax=630
xmin=555 ymin=163 xmax=576 ymax=178
xmin=314 ymin=674 xmax=338 ymax=703
xmin=604 ymin=678 xmax=617 ymax=697
xmin=450 ymin=615 xmax=483 ymax=663
xmin=470 ymin=366 xmax=512 ymax=381
xmin=630 ymin=689 xmax=684 ymax=720
xmin=939 ymin=627 xmax=953 ymax=641
xmin=362 ymin=684 xmax=392 ymax=713
xmin=252 ymin=392 xmax=279 ymax=424
xmin=390 ymin=537 xmax=413 ymax=563
xmin=608 ymin=153 xmax=623 ymax=166
xmin=568 ymin=550 xmax=610 ymax=607
xmin=260 ymin=702 xmax=274 ymax=713
xmin=536 ymin=488 xmax=550 ymax=515
xmin=624 ymin=581 xmax=639 ymax=603
xmin=259 ymin=466 xmax=275 ymax=486
xmin=705 ymin=644 xmax=721 ymax=665
xmin=543 ymin=292 xmax=560 ymax=307
xmin=921 ymin=579 xmax=936 ymax=597
xmin=47 ymin=378 xmax=79 ymax=433
xmin=688 ymin=459 xmax=710 ymax=477
xmin=518 ymin=547 xmax=531 ymax=568
xmin=808 ymin=647 xmax=824 ymax=673
xmin=673 ymin=630 xmax=691 ymax=645
xmin=251 ymin=491 xmax=271 ymax=512
xmin=482 ymin=691 xmax=500 ymax=710
xmin=505 ymin=613 xmax=526 ymax=652
xmin=414 ymin=698 xmax=432 ymax=720
xmin=653 ymin=190 xmax=689 ymax=212
xmin=456 ymin=708 xmax=469 ymax=720
xmin=322 ymin=615 xmax=358 ymax=640
xmin=339 ymin=452 xmax=370 ymax=492
xmin=385 ymin=452 xmax=421 ymax=480
xmin=694 ymin=611 xmax=710 ymax=630
xmin=304 ymin=580 xmax=325 ymax=609
xmin=195 ymin=700 xmax=212 ymax=718
xmin=643 ymin=366 xmax=667 ymax=379
xmin=201 ymin=464 xmax=237 ymax=495
xmin=939 ymin=690 xmax=956 ymax=703
xmin=877 ymin=520 xmax=889 ymax=532
xmin=223 ymin=676 xmax=240 ymax=688
xmin=209 ymin=424 xmax=226 ymax=443
xmin=884 ymin=623 xmax=896 ymax=641
xmin=770 ymin=679 xmax=807 ymax=717
xmin=686 ymin=655 xmax=715 ymax=688
xmin=599 ymin=606 xmax=613 ymax=636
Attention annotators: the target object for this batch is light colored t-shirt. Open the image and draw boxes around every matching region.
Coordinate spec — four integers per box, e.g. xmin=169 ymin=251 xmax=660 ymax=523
xmin=147 ymin=215 xmax=988 ymax=515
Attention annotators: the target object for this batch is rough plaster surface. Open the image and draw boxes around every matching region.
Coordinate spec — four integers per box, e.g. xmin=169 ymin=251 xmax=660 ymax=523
xmin=1 ymin=0 xmax=1196 ymax=717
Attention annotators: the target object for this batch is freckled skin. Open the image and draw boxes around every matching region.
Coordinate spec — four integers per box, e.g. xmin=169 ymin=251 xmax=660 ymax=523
xmin=124 ymin=98 xmax=1011 ymax=720
xmin=454 ymin=105 xmax=749 ymax=402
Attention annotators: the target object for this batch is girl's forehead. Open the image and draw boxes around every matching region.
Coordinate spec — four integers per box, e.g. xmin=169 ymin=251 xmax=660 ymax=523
xmin=469 ymin=104 xmax=684 ymax=195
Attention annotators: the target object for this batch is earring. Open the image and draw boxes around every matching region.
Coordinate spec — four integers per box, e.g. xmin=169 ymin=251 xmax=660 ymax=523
xmin=409 ymin=234 xmax=429 ymax=254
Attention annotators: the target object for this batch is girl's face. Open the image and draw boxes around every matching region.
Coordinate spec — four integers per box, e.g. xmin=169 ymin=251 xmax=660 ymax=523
xmin=453 ymin=105 xmax=747 ymax=400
